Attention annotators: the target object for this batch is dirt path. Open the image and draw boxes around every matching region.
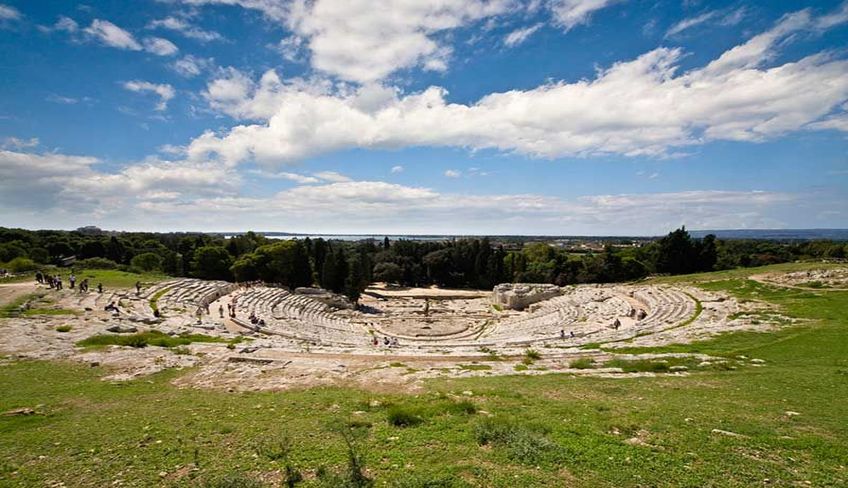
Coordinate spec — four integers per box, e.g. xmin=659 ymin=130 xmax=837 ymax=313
xmin=0 ymin=282 xmax=38 ymax=307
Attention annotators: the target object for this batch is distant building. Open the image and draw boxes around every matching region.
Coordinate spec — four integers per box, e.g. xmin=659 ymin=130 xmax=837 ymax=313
xmin=76 ymin=226 xmax=104 ymax=235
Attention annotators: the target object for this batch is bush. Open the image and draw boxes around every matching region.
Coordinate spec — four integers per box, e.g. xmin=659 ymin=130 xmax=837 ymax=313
xmin=387 ymin=405 xmax=423 ymax=427
xmin=7 ymin=257 xmax=37 ymax=273
xmin=55 ymin=325 xmax=72 ymax=333
xmin=445 ymin=400 xmax=477 ymax=415
xmin=76 ymin=257 xmax=118 ymax=269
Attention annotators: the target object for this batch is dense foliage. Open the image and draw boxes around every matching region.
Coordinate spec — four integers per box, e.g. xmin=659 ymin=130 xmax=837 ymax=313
xmin=1 ymin=226 xmax=845 ymax=301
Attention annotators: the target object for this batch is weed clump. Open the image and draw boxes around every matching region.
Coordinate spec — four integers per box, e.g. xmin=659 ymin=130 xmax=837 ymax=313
xmin=474 ymin=417 xmax=556 ymax=464
xmin=55 ymin=325 xmax=72 ymax=333
xmin=569 ymin=357 xmax=595 ymax=369
xmin=203 ymin=473 xmax=264 ymax=488
xmin=387 ymin=405 xmax=423 ymax=427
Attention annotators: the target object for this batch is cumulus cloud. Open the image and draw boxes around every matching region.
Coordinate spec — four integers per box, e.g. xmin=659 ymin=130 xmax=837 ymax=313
xmin=548 ymin=0 xmax=621 ymax=31
xmin=147 ymin=16 xmax=223 ymax=42
xmin=0 ymin=149 xmax=237 ymax=220
xmin=185 ymin=8 xmax=848 ymax=166
xmin=171 ymin=54 xmax=215 ymax=77
xmin=84 ymin=19 xmax=143 ymax=50
xmin=143 ymin=37 xmax=179 ymax=56
xmin=123 ymin=81 xmax=176 ymax=111
xmin=0 ymin=146 xmax=828 ymax=234
xmin=82 ymin=19 xmax=179 ymax=56
xmin=504 ymin=23 xmax=543 ymax=46
xmin=181 ymin=0 xmax=514 ymax=83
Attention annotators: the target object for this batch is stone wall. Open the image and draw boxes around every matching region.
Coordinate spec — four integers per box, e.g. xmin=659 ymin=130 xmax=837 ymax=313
xmin=491 ymin=283 xmax=561 ymax=310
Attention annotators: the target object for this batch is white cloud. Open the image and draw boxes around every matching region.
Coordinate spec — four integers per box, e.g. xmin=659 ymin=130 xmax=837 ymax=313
xmin=123 ymin=81 xmax=176 ymax=111
xmin=182 ymin=0 xmax=515 ymax=83
xmin=147 ymin=16 xmax=224 ymax=42
xmin=0 ymin=148 xmax=831 ymax=234
xmin=143 ymin=36 xmax=179 ymax=56
xmin=548 ymin=0 xmax=621 ymax=32
xmin=46 ymin=94 xmax=80 ymax=104
xmin=171 ymin=54 xmax=215 ymax=77
xmin=504 ymin=23 xmax=543 ymax=47
xmin=444 ymin=169 xmax=461 ymax=178
xmin=2 ymin=137 xmax=39 ymax=150
xmin=84 ymin=19 xmax=143 ymax=50
xmin=186 ymin=8 xmax=848 ymax=166
xmin=52 ymin=16 xmax=79 ymax=33
xmin=665 ymin=11 xmax=717 ymax=37
xmin=390 ymin=165 xmax=404 ymax=174
xmin=665 ymin=7 xmax=747 ymax=38
xmin=0 ymin=4 xmax=20 ymax=21
xmin=313 ymin=171 xmax=351 ymax=182
xmin=82 ymin=19 xmax=179 ymax=56
xmin=249 ymin=169 xmax=321 ymax=184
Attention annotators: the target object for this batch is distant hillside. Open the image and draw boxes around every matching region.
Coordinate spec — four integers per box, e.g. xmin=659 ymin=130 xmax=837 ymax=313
xmin=690 ymin=229 xmax=848 ymax=241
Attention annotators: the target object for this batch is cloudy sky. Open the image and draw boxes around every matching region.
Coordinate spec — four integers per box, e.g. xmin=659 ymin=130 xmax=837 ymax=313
xmin=0 ymin=0 xmax=846 ymax=235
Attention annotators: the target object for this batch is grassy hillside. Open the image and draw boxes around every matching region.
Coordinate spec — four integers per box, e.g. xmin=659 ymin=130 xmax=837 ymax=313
xmin=1 ymin=265 xmax=846 ymax=487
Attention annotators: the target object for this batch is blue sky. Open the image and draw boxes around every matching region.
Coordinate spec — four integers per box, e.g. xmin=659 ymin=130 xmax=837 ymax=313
xmin=0 ymin=0 xmax=846 ymax=235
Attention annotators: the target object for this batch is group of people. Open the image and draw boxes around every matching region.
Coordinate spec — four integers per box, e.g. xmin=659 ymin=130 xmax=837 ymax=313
xmin=560 ymin=329 xmax=576 ymax=339
xmin=36 ymin=271 xmax=100 ymax=293
xmin=373 ymin=335 xmax=400 ymax=347
xmin=247 ymin=312 xmax=266 ymax=327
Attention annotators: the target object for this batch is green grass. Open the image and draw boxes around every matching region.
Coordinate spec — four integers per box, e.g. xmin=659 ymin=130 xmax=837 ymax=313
xmin=76 ymin=330 xmax=238 ymax=349
xmin=0 ymin=293 xmax=42 ymax=318
xmin=1 ymin=263 xmax=848 ymax=486
xmin=569 ymin=357 xmax=595 ymax=370
xmin=459 ymin=364 xmax=492 ymax=371
xmin=21 ymin=308 xmax=79 ymax=317
xmin=55 ymin=325 xmax=72 ymax=333
xmin=149 ymin=285 xmax=172 ymax=313
xmin=72 ymin=268 xmax=169 ymax=290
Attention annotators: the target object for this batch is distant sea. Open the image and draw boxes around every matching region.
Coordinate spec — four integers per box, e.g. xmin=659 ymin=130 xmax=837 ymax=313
xmin=221 ymin=229 xmax=848 ymax=242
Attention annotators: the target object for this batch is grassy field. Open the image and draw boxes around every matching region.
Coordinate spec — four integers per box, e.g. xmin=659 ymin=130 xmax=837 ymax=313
xmin=1 ymin=265 xmax=847 ymax=486
xmin=1 ymin=268 xmax=168 ymax=289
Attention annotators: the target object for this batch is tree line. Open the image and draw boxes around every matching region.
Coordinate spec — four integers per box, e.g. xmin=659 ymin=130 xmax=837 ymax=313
xmin=1 ymin=226 xmax=846 ymax=302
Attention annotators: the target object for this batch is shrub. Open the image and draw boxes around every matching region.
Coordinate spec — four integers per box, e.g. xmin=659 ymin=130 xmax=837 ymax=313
xmin=474 ymin=417 xmax=556 ymax=464
xmin=55 ymin=325 xmax=72 ymax=333
xmin=445 ymin=400 xmax=477 ymax=415
xmin=76 ymin=257 xmax=118 ymax=269
xmin=524 ymin=349 xmax=541 ymax=360
xmin=387 ymin=405 xmax=423 ymax=427
xmin=7 ymin=257 xmax=37 ymax=273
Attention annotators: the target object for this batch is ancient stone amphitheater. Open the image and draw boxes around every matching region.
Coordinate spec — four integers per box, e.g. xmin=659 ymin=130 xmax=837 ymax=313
xmin=2 ymin=273 xmax=798 ymax=389
xmin=121 ymin=278 xmax=741 ymax=354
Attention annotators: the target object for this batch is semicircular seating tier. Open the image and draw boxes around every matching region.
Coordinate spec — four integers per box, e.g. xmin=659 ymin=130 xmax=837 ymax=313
xmin=231 ymin=286 xmax=371 ymax=346
xmin=143 ymin=278 xmax=237 ymax=313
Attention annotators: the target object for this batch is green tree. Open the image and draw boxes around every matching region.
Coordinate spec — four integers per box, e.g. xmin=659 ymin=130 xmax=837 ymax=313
xmin=373 ymin=262 xmax=403 ymax=284
xmin=191 ymin=246 xmax=233 ymax=281
xmin=130 ymin=252 xmax=163 ymax=272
